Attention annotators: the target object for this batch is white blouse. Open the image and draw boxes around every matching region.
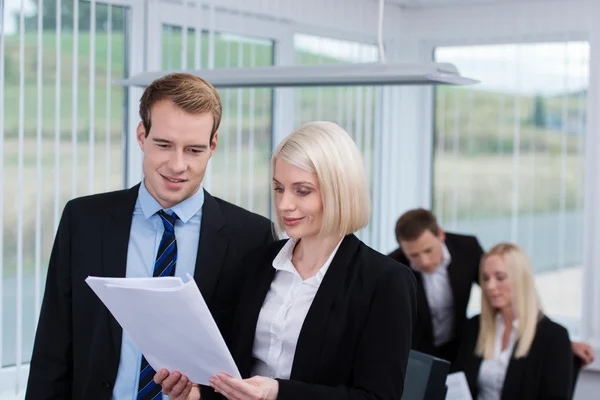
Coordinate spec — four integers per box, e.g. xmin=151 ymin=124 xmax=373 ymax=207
xmin=477 ymin=314 xmax=518 ymax=400
xmin=250 ymin=238 xmax=343 ymax=380
xmin=415 ymin=243 xmax=455 ymax=347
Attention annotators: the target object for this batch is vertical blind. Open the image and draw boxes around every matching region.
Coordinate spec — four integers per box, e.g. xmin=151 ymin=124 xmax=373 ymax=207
xmin=0 ymin=0 xmax=128 ymax=379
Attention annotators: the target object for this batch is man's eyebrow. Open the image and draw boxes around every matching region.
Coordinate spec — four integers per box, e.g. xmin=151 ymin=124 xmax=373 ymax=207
xmin=152 ymin=138 xmax=208 ymax=149
xmin=152 ymin=138 xmax=171 ymax=144
xmin=188 ymin=144 xmax=209 ymax=150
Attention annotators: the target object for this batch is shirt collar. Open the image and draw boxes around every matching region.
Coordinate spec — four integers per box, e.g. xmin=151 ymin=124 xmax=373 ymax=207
xmin=138 ymin=180 xmax=205 ymax=223
xmin=440 ymin=242 xmax=451 ymax=269
xmin=272 ymin=237 xmax=344 ymax=286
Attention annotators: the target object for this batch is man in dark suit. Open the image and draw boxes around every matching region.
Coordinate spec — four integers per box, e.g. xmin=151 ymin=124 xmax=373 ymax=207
xmin=25 ymin=73 xmax=273 ymax=400
xmin=388 ymin=208 xmax=595 ymax=368
xmin=388 ymin=208 xmax=482 ymax=364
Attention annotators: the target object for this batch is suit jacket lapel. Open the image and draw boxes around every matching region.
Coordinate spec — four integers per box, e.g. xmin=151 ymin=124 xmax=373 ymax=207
xmin=194 ymin=191 xmax=228 ymax=306
xmin=501 ymin=347 xmax=526 ymax=400
xmin=289 ymin=235 xmax=359 ymax=382
xmin=233 ymin=258 xmax=277 ymax=377
xmin=444 ymin=239 xmax=467 ymax=331
xmin=102 ymin=184 xmax=139 ymax=360
xmin=464 ymin=354 xmax=482 ymax=398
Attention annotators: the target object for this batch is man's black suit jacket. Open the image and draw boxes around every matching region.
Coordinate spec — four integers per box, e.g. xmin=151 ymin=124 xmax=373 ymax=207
xmin=452 ymin=314 xmax=574 ymax=400
xmin=388 ymin=232 xmax=484 ymax=363
xmin=227 ymin=235 xmax=417 ymax=399
xmin=25 ymin=184 xmax=274 ymax=400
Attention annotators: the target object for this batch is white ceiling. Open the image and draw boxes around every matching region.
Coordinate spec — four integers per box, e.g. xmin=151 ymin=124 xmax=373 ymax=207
xmin=386 ymin=0 xmax=539 ymax=9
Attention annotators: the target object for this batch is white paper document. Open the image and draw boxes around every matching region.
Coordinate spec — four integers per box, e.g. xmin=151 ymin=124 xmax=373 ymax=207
xmin=445 ymin=371 xmax=472 ymax=400
xmin=86 ymin=274 xmax=241 ymax=385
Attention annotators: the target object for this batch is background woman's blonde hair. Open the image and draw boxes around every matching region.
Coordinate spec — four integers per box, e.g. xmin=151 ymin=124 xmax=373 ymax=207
xmin=270 ymin=121 xmax=371 ymax=239
xmin=476 ymin=242 xmax=542 ymax=359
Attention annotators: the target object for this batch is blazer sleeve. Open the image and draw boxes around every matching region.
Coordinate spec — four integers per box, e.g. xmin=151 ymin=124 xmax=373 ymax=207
xmin=25 ymin=202 xmax=74 ymax=400
xmin=262 ymin=223 xmax=276 ymax=245
xmin=472 ymin=237 xmax=484 ymax=286
xmin=276 ymin=265 xmax=418 ymax=400
xmin=539 ymin=324 xmax=574 ymax=400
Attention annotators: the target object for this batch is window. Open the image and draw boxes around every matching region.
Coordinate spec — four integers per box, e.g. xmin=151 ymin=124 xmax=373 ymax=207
xmin=433 ymin=42 xmax=589 ymax=336
xmin=0 ymin=1 xmax=129 ymax=367
xmin=293 ymin=34 xmax=379 ymax=244
xmin=160 ymin=26 xmax=274 ymax=218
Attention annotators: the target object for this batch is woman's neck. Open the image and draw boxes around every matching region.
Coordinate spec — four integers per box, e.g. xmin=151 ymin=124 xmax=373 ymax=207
xmin=499 ymin=306 xmax=515 ymax=327
xmin=292 ymin=235 xmax=344 ymax=280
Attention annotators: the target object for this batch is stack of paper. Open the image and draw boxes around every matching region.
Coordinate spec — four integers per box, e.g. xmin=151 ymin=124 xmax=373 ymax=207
xmin=445 ymin=371 xmax=473 ymax=400
xmin=86 ymin=274 xmax=241 ymax=385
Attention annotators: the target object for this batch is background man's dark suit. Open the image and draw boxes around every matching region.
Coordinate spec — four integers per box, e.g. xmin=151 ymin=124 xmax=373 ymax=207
xmin=25 ymin=184 xmax=273 ymax=400
xmin=388 ymin=232 xmax=483 ymax=362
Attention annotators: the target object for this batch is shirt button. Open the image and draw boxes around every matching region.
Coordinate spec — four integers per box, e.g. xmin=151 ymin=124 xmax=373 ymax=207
xmin=101 ymin=381 xmax=112 ymax=389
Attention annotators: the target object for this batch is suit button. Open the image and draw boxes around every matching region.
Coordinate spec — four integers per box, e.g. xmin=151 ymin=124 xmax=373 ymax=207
xmin=102 ymin=381 xmax=112 ymax=389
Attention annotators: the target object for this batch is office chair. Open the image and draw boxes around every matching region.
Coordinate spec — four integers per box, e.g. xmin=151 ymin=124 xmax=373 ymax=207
xmin=402 ymin=350 xmax=451 ymax=400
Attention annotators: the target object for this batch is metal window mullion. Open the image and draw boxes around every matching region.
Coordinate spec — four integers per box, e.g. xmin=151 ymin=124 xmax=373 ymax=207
xmin=54 ymin=0 xmax=62 ymax=232
xmin=336 ymin=88 xmax=344 ymax=127
xmin=16 ymin=0 xmax=26 ymax=389
xmin=575 ymin=47 xmax=588 ymax=255
xmin=0 ymin=0 xmax=6 ymax=371
xmin=194 ymin=17 xmax=201 ymax=69
xmin=558 ymin=42 xmax=570 ymax=270
xmin=364 ymin=86 xmax=374 ymax=245
xmin=248 ymin=44 xmax=256 ymax=212
xmin=371 ymin=87 xmax=384 ymax=249
xmin=105 ymin=5 xmax=113 ymax=191
xmin=435 ymin=87 xmax=446 ymax=221
xmin=34 ymin=0 xmax=44 ymax=329
xmin=181 ymin=7 xmax=188 ymax=69
xmin=203 ymin=8 xmax=216 ymax=193
xmin=511 ymin=50 xmax=522 ymax=244
xmin=450 ymin=90 xmax=461 ymax=230
xmin=223 ymin=39 xmax=232 ymax=201
xmin=71 ymin=0 xmax=80 ymax=199
xmin=345 ymin=86 xmax=353 ymax=136
xmin=89 ymin=0 xmax=97 ymax=194
xmin=315 ymin=39 xmax=323 ymax=120
xmin=235 ymin=40 xmax=243 ymax=206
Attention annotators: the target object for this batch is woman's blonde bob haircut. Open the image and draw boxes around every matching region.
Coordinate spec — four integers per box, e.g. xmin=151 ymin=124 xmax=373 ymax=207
xmin=476 ymin=242 xmax=542 ymax=360
xmin=271 ymin=121 xmax=371 ymax=239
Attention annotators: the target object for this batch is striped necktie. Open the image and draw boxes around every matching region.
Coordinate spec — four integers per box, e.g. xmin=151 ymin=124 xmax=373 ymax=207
xmin=137 ymin=210 xmax=179 ymax=400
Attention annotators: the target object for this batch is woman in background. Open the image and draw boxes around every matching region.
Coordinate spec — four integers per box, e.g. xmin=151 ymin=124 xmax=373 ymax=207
xmin=452 ymin=242 xmax=574 ymax=400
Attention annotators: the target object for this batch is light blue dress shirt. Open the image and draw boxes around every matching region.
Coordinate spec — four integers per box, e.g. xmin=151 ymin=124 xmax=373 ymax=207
xmin=112 ymin=181 xmax=204 ymax=400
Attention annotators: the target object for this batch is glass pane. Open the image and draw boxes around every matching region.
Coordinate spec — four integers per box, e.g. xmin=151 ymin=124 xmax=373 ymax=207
xmin=158 ymin=29 xmax=275 ymax=218
xmin=1 ymin=0 xmax=128 ymax=367
xmin=433 ymin=42 xmax=589 ymax=337
xmin=293 ymin=34 xmax=379 ymax=244
xmin=205 ymin=32 xmax=274 ymax=218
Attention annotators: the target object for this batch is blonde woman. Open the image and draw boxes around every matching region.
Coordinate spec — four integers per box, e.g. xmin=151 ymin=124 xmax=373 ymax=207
xmin=452 ymin=243 xmax=574 ymax=400
xmin=156 ymin=121 xmax=417 ymax=400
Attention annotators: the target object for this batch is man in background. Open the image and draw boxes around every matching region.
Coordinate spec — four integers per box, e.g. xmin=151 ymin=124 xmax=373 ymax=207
xmin=389 ymin=208 xmax=595 ymax=367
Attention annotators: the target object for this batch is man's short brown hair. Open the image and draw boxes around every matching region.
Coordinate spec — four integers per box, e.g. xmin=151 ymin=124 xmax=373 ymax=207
xmin=395 ymin=208 xmax=440 ymax=242
xmin=139 ymin=72 xmax=222 ymax=143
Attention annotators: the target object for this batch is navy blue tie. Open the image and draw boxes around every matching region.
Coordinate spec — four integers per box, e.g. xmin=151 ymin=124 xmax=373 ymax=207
xmin=137 ymin=210 xmax=179 ymax=400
